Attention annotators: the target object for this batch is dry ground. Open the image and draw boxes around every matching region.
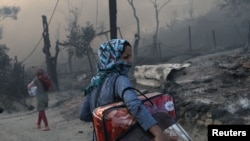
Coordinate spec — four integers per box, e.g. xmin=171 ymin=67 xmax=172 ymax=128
xmin=0 ymin=90 xmax=94 ymax=141
xmin=0 ymin=86 xmax=205 ymax=141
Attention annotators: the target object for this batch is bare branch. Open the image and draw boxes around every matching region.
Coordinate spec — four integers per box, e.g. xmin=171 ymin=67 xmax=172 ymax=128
xmin=158 ymin=0 xmax=172 ymax=12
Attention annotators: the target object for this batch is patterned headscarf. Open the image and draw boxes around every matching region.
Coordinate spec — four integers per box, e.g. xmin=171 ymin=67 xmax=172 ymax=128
xmin=84 ymin=39 xmax=131 ymax=95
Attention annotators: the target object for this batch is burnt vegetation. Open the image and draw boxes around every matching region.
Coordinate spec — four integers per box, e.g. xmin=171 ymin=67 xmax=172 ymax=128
xmin=1 ymin=0 xmax=250 ymax=114
xmin=0 ymin=5 xmax=30 ymax=112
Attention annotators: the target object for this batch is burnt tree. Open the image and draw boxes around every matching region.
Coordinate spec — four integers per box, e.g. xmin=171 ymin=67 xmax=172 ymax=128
xmin=42 ymin=15 xmax=59 ymax=90
xmin=149 ymin=0 xmax=172 ymax=64
xmin=127 ymin=0 xmax=140 ymax=75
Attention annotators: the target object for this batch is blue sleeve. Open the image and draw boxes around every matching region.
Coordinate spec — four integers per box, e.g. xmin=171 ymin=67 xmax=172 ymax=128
xmin=116 ymin=75 xmax=157 ymax=131
xmin=79 ymin=94 xmax=92 ymax=122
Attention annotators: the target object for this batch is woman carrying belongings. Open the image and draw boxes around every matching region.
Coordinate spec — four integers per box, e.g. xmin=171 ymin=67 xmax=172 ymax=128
xmin=79 ymin=39 xmax=177 ymax=141
xmin=28 ymin=67 xmax=51 ymax=131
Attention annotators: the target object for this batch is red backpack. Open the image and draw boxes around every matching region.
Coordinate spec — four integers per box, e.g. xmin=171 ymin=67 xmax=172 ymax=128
xmin=38 ymin=74 xmax=52 ymax=91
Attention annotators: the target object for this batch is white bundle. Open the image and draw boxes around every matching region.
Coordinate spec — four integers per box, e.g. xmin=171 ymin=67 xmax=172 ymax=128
xmin=28 ymin=86 xmax=37 ymax=96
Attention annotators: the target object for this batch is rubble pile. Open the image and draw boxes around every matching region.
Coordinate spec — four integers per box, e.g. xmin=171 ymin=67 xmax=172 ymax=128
xmin=134 ymin=48 xmax=250 ymax=140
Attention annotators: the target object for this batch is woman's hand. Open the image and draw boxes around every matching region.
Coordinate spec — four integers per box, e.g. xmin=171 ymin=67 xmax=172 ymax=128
xmin=27 ymin=80 xmax=35 ymax=89
xmin=149 ymin=124 xmax=178 ymax=141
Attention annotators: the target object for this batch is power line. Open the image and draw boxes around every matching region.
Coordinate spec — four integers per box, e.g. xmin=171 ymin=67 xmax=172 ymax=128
xmin=21 ymin=0 xmax=60 ymax=63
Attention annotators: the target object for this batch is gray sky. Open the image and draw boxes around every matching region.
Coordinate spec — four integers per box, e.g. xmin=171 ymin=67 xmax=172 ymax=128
xmin=1 ymin=0 xmax=216 ymax=67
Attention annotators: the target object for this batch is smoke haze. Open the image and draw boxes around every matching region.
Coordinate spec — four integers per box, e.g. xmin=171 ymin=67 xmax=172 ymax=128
xmin=1 ymin=0 xmax=237 ymax=67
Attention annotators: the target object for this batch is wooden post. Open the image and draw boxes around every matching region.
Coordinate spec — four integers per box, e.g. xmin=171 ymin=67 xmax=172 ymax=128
xmin=246 ymin=24 xmax=250 ymax=51
xmin=188 ymin=26 xmax=192 ymax=54
xmin=212 ymin=30 xmax=217 ymax=49
xmin=158 ymin=42 xmax=162 ymax=63
xmin=109 ymin=0 xmax=117 ymax=39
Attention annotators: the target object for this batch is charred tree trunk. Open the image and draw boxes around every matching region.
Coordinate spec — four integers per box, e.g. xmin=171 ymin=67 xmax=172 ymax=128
xmin=149 ymin=0 xmax=172 ymax=64
xmin=42 ymin=15 xmax=59 ymax=90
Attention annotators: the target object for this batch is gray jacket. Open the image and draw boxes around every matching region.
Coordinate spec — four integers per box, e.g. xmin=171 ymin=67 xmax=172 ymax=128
xmin=79 ymin=73 xmax=157 ymax=131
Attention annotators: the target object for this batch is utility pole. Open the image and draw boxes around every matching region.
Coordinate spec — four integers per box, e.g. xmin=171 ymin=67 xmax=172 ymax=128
xmin=109 ymin=0 xmax=117 ymax=39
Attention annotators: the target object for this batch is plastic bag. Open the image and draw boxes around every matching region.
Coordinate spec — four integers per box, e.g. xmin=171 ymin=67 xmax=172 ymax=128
xmin=164 ymin=123 xmax=193 ymax=141
xmin=92 ymin=92 xmax=178 ymax=141
xmin=28 ymin=86 xmax=37 ymax=96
